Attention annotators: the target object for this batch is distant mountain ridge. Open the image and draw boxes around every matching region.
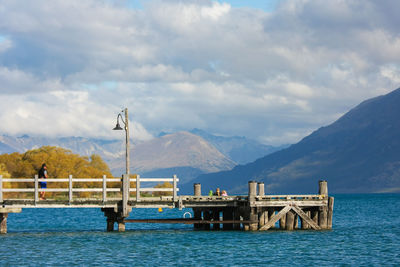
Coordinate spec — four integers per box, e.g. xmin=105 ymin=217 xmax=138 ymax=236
xmin=196 ymin=88 xmax=400 ymax=194
xmin=189 ymin=128 xmax=288 ymax=164
xmin=111 ymin=131 xmax=236 ymax=184
xmin=0 ymin=129 xmax=283 ymax=185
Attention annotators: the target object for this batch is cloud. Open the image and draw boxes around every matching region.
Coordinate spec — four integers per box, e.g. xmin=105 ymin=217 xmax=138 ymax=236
xmin=0 ymin=0 xmax=399 ymax=145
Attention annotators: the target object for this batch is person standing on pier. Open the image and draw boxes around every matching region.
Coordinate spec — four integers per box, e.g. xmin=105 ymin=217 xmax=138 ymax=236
xmin=38 ymin=163 xmax=48 ymax=200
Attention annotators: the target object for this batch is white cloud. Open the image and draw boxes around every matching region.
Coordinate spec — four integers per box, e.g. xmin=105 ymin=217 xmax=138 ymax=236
xmin=0 ymin=0 xmax=399 ymax=145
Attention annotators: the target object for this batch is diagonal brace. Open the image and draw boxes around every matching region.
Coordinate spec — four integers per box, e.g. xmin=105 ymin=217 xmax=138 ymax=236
xmin=259 ymin=205 xmax=291 ymax=231
xmin=291 ymin=205 xmax=321 ymax=230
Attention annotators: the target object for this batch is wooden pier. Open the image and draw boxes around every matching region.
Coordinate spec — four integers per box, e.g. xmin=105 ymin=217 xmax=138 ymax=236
xmin=0 ymin=174 xmax=334 ymax=233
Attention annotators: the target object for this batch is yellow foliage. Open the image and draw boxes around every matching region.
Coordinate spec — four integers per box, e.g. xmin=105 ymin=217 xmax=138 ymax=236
xmin=0 ymin=163 xmax=11 ymax=178
xmin=0 ymin=146 xmax=114 ymax=199
xmin=153 ymin=182 xmax=173 ymax=196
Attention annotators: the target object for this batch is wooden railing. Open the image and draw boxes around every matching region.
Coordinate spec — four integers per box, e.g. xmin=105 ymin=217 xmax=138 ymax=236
xmin=0 ymin=174 xmax=179 ymax=204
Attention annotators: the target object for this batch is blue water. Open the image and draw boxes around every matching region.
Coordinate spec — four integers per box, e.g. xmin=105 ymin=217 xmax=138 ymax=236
xmin=1 ymin=194 xmax=400 ymax=266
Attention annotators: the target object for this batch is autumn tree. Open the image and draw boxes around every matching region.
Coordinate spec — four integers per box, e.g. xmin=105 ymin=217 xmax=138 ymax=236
xmin=0 ymin=146 xmax=114 ymax=199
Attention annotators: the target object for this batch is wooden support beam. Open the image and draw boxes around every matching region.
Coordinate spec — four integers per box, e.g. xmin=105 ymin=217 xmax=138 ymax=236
xmin=258 ymin=209 xmax=267 ymax=228
xmin=285 ymin=210 xmax=295 ymax=230
xmin=327 ymin=197 xmax=334 ymax=229
xmin=259 ymin=205 xmax=291 ymax=231
xmin=301 ymin=211 xmax=311 ymax=229
xmin=233 ymin=208 xmax=241 ymax=230
xmin=1 ymin=213 xmax=8 ymax=234
xmin=203 ymin=209 xmax=211 ymax=230
xmin=318 ymin=206 xmax=328 ymax=229
xmin=249 ymin=208 xmax=258 ymax=231
xmin=291 ymin=205 xmax=321 ymax=230
xmin=223 ymin=208 xmax=234 ymax=230
xmin=268 ymin=208 xmax=275 ymax=229
xmin=117 ymin=219 xmax=126 ymax=232
xmin=279 ymin=211 xmax=286 ymax=229
xmin=212 ymin=209 xmax=220 ymax=230
xmin=193 ymin=208 xmax=202 ymax=229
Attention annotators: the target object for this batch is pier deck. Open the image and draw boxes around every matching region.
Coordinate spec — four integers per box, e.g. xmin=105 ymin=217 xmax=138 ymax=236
xmin=0 ymin=175 xmax=334 ymax=233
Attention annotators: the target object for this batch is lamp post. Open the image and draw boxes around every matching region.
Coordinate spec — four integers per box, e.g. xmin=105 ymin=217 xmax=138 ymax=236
xmin=113 ymin=108 xmax=130 ymax=177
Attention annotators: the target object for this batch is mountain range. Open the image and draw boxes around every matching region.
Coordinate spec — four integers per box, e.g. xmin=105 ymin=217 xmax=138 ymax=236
xmin=0 ymin=129 xmax=280 ymax=185
xmin=196 ymin=88 xmax=400 ymax=194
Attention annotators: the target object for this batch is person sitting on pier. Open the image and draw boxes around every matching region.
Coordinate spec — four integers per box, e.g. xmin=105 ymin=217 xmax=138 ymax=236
xmin=208 ymin=190 xmax=214 ymax=196
xmin=38 ymin=163 xmax=48 ymax=200
xmin=214 ymin=188 xmax=221 ymax=196
xmin=221 ymin=190 xmax=228 ymax=196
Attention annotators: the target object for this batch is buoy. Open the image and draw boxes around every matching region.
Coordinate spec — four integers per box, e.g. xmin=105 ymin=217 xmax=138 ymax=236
xmin=158 ymin=207 xmax=163 ymax=212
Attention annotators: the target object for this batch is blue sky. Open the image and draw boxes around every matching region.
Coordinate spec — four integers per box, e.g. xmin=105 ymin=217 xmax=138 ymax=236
xmin=0 ymin=0 xmax=399 ymax=144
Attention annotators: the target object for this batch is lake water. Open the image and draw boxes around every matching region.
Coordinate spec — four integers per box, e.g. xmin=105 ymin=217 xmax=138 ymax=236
xmin=1 ymin=194 xmax=399 ymax=266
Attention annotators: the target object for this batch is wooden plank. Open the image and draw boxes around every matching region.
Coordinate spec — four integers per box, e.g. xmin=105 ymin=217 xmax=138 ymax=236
xmin=124 ymin=219 xmax=255 ymax=224
xmin=2 ymin=189 xmax=35 ymax=192
xmin=72 ymin=188 xmax=103 ymax=192
xmin=0 ymin=207 xmax=22 ymax=213
xmin=254 ymin=200 xmax=327 ymax=207
xmin=2 ymin=178 xmax=35 ymax=182
xmin=291 ymin=205 xmax=321 ymax=230
xmin=259 ymin=205 xmax=292 ymax=231
xmin=129 ymin=178 xmax=180 ymax=182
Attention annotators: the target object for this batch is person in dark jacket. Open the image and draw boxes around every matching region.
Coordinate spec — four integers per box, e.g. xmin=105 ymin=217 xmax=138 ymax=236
xmin=38 ymin=163 xmax=48 ymax=200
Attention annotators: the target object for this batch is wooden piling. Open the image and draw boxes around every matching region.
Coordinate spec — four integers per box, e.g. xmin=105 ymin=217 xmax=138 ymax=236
xmin=311 ymin=209 xmax=318 ymax=226
xmin=194 ymin=183 xmax=201 ymax=197
xmin=294 ymin=214 xmax=299 ymax=229
xmin=117 ymin=219 xmax=126 ymax=232
xmin=285 ymin=210 xmax=295 ymax=230
xmin=301 ymin=211 xmax=311 ymax=229
xmin=327 ymin=197 xmax=334 ymax=229
xmin=318 ymin=206 xmax=328 ymax=229
xmin=203 ymin=209 xmax=211 ymax=230
xmin=193 ymin=208 xmax=202 ymax=229
xmin=212 ymin=209 xmax=220 ymax=230
xmin=279 ymin=212 xmax=286 ymax=229
xmin=249 ymin=210 xmax=258 ymax=231
xmin=223 ymin=208 xmax=234 ymax=230
xmin=258 ymin=208 xmax=267 ymax=228
xmin=248 ymin=181 xmax=257 ymax=201
xmin=0 ymin=213 xmax=7 ymax=234
xmin=258 ymin=182 xmax=265 ymax=196
xmin=319 ymin=180 xmax=328 ymax=196
xmin=0 ymin=208 xmax=22 ymax=234
xmin=233 ymin=208 xmax=241 ymax=230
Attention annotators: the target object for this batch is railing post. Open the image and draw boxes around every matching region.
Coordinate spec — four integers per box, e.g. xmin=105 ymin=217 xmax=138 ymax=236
xmin=103 ymin=175 xmax=107 ymax=203
xmin=34 ymin=174 xmax=39 ymax=204
xmin=173 ymin=175 xmax=177 ymax=202
xmin=0 ymin=175 xmax=3 ymax=203
xmin=69 ymin=175 xmax=73 ymax=204
xmin=136 ymin=174 xmax=140 ymax=202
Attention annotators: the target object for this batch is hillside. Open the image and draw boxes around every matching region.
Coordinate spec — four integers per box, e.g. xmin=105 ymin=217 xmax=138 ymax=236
xmin=111 ymin=131 xmax=236 ymax=183
xmin=189 ymin=128 xmax=287 ymax=164
xmin=196 ymin=88 xmax=400 ymax=194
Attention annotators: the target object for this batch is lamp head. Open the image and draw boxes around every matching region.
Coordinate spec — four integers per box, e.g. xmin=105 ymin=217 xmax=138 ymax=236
xmin=113 ymin=122 xmax=123 ymax=130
